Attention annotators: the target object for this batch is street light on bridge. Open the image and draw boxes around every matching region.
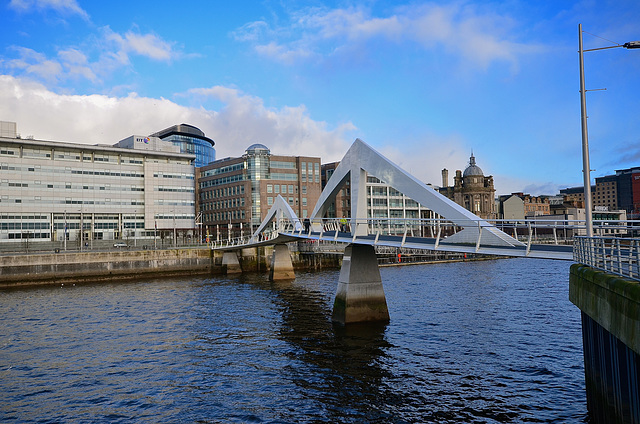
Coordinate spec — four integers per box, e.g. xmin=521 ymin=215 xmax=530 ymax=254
xmin=579 ymin=24 xmax=640 ymax=237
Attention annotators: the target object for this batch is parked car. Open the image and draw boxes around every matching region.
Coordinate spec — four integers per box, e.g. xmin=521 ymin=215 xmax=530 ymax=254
xmin=113 ymin=242 xmax=128 ymax=248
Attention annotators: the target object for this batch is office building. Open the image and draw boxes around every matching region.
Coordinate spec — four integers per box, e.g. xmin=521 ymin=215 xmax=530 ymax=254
xmin=594 ymin=175 xmax=618 ymax=211
xmin=0 ymin=121 xmax=195 ymax=248
xmin=197 ymin=144 xmax=322 ymax=239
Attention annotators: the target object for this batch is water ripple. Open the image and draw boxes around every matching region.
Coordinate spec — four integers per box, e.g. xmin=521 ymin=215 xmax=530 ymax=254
xmin=0 ymin=258 xmax=587 ymax=423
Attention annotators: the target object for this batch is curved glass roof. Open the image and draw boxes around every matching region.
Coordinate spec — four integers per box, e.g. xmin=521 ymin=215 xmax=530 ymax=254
xmin=246 ymin=143 xmax=270 ymax=154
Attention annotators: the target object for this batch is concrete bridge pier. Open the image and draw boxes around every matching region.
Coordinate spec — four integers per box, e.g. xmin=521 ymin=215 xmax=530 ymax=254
xmin=269 ymin=243 xmax=295 ymax=280
xmin=332 ymin=244 xmax=390 ymax=325
xmin=222 ymin=251 xmax=242 ymax=274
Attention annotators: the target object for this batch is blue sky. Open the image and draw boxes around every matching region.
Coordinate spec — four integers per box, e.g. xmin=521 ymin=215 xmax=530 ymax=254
xmin=1 ymin=0 xmax=639 ymax=196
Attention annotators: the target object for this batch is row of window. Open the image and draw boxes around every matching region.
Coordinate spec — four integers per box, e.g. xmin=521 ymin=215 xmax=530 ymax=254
xmin=1 ymin=180 xmax=147 ymax=192
xmin=265 ymin=196 xmax=307 ymax=206
xmin=270 ymin=172 xmax=299 ymax=181
xmin=201 ymin=162 xmax=244 ymax=178
xmin=1 ymin=163 xmax=146 ymax=178
xmin=300 ymin=174 xmax=320 ymax=183
xmin=267 ymin=184 xmax=296 ymax=194
xmin=201 ymin=184 xmax=246 ymax=200
xmin=200 ymin=173 xmax=244 ymax=188
xmin=201 ymin=197 xmax=246 ymax=211
xmin=0 ymin=197 xmax=145 ymax=206
xmin=154 ymin=172 xmax=195 ymax=180
xmin=300 ymin=162 xmax=320 ymax=173
xmin=154 ymin=214 xmax=195 ymax=220
xmin=270 ymin=160 xmax=297 ymax=169
xmin=157 ymin=186 xmax=194 ymax=193
xmin=0 ymin=147 xmax=185 ymax=166
xmin=204 ymin=210 xmax=246 ymax=222
xmin=0 ymin=222 xmax=51 ymax=230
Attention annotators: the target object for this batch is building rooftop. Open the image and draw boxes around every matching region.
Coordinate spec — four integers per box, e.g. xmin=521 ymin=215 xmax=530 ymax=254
xmin=463 ymin=154 xmax=484 ymax=177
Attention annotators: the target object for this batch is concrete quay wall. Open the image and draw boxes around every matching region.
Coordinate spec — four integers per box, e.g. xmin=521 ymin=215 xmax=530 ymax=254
xmin=0 ymin=247 xmax=343 ymax=288
xmin=0 ymin=248 xmax=221 ymax=288
xmin=569 ymin=264 xmax=640 ymax=423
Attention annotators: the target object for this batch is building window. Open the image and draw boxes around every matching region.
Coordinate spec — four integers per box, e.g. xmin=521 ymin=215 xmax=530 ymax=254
xmin=267 ymin=184 xmax=272 ymax=193
xmin=267 ymin=197 xmax=273 ymax=206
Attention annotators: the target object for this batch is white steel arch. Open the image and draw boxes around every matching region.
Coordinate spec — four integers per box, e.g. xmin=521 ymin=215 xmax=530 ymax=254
xmin=251 ymin=194 xmax=302 ymax=241
xmin=310 ymin=138 xmax=522 ymax=247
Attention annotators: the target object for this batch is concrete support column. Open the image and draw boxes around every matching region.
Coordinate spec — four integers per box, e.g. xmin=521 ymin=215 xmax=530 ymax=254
xmin=269 ymin=243 xmax=295 ymax=281
xmin=332 ymin=243 xmax=389 ymax=325
xmin=222 ymin=251 xmax=241 ymax=274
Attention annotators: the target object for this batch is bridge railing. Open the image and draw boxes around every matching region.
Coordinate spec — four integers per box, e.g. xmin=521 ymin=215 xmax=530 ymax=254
xmin=574 ymin=236 xmax=640 ymax=281
xmin=210 ymin=229 xmax=280 ymax=249
xmin=281 ymin=217 xmax=640 ymax=246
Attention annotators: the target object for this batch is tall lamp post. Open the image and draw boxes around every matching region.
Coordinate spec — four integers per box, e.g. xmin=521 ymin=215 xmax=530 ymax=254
xmin=579 ymin=24 xmax=640 ymax=237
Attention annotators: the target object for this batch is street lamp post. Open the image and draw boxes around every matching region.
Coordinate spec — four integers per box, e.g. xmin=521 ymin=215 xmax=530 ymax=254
xmin=578 ymin=24 xmax=640 ymax=237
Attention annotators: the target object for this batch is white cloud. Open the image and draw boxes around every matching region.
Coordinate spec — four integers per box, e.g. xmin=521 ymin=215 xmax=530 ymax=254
xmin=377 ymin=136 xmax=470 ymax=188
xmin=6 ymin=47 xmax=63 ymax=82
xmin=2 ymin=27 xmax=181 ymax=88
xmin=0 ymin=76 xmax=355 ymax=162
xmin=9 ymin=0 xmax=90 ymax=21
xmin=186 ymin=86 xmax=355 ymax=161
xmin=105 ymin=29 xmax=177 ymax=62
xmin=0 ymin=75 xmax=560 ymax=196
xmin=234 ymin=3 xmax=540 ymax=70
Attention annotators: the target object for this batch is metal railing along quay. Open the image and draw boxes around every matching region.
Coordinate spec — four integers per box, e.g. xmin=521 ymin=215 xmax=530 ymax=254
xmin=573 ymin=236 xmax=640 ymax=282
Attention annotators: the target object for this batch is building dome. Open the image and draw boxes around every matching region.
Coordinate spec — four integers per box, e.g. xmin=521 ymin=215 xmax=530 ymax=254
xmin=245 ymin=143 xmax=270 ymax=155
xmin=463 ymin=154 xmax=484 ymax=177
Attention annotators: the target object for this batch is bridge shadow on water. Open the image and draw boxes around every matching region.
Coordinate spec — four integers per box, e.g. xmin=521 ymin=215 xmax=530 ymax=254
xmin=267 ymin=273 xmax=403 ymax=423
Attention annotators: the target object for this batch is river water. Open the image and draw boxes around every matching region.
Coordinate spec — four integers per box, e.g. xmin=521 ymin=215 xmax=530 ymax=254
xmin=1 ymin=258 xmax=587 ymax=423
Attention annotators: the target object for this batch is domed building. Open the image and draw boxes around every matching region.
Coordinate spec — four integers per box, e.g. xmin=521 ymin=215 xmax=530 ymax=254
xmin=438 ymin=153 xmax=496 ymax=219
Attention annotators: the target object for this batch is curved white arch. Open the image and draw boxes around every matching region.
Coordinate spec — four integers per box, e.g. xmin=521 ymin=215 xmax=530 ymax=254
xmin=310 ymin=138 xmax=522 ymax=247
xmin=251 ymin=194 xmax=302 ymax=241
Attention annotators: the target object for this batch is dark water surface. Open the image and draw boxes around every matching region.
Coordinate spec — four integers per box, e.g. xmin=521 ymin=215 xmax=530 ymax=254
xmin=1 ymin=258 xmax=587 ymax=423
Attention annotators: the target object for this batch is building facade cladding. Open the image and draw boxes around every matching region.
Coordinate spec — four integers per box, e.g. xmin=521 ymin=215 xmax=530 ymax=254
xmin=196 ymin=145 xmax=322 ymax=240
xmin=438 ymin=154 xmax=496 ymax=219
xmin=613 ymin=167 xmax=640 ymax=215
xmin=594 ymin=175 xmax=619 ymax=211
xmin=150 ymin=124 xmax=215 ymax=168
xmin=0 ymin=131 xmax=196 ymax=245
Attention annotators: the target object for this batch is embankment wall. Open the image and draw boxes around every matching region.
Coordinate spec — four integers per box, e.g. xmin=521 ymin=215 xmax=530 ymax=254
xmin=570 ymin=264 xmax=640 ymax=424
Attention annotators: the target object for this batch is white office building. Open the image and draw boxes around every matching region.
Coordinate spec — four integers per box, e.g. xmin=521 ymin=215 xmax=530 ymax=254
xmin=0 ymin=122 xmax=196 ymax=250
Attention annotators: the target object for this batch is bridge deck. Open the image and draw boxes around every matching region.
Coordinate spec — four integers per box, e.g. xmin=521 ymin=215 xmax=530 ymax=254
xmin=213 ymin=230 xmax=574 ymax=260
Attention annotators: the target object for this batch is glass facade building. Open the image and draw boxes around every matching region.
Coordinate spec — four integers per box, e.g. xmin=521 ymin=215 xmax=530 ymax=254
xmin=150 ymin=124 xmax=215 ymax=167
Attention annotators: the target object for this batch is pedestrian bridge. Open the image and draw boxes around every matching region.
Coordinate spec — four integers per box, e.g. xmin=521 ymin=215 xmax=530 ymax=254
xmin=211 ymin=138 xmax=635 ymax=325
